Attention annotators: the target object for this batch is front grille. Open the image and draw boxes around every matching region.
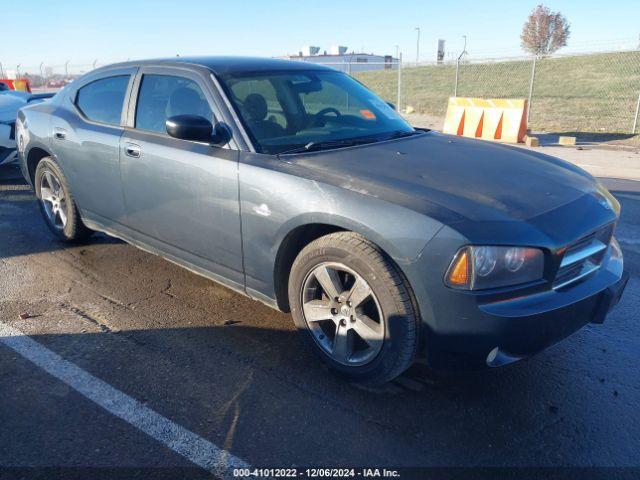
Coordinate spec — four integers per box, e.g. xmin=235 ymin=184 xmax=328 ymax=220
xmin=553 ymin=224 xmax=614 ymax=290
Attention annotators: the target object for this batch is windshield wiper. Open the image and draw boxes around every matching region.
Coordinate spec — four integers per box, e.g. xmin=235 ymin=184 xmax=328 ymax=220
xmin=277 ymin=136 xmax=380 ymax=156
xmin=382 ymin=129 xmax=424 ymax=141
xmin=276 ymin=130 xmax=424 ymax=156
xmin=276 ymin=141 xmax=325 ymax=155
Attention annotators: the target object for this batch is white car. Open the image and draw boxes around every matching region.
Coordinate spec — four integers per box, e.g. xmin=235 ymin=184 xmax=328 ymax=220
xmin=0 ymin=88 xmax=53 ymax=166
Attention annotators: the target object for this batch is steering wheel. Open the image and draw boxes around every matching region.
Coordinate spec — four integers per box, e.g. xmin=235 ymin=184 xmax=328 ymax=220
xmin=310 ymin=107 xmax=342 ymax=126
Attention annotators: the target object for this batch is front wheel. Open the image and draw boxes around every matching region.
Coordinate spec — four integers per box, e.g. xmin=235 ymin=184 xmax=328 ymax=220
xmin=289 ymin=232 xmax=419 ymax=384
xmin=35 ymin=157 xmax=92 ymax=242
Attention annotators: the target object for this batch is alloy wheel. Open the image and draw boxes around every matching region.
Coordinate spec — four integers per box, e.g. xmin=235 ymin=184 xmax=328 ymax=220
xmin=301 ymin=262 xmax=385 ymax=366
xmin=40 ymin=170 xmax=68 ymax=229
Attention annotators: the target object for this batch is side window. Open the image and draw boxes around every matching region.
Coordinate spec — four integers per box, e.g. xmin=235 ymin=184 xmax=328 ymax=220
xmin=75 ymin=76 xmax=130 ymax=125
xmin=135 ymin=75 xmax=213 ymax=134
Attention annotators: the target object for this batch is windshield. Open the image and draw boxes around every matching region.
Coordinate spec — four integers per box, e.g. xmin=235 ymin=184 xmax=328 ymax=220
xmin=218 ymin=70 xmax=414 ymax=154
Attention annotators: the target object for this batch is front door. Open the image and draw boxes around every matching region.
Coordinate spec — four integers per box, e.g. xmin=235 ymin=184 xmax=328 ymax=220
xmin=119 ymin=67 xmax=243 ymax=285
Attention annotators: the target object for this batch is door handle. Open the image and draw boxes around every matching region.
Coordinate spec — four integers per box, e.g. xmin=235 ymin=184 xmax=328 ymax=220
xmin=54 ymin=127 xmax=67 ymax=140
xmin=124 ymin=143 xmax=141 ymax=158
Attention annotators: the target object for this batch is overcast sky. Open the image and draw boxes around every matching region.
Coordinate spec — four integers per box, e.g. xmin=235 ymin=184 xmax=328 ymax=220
xmin=3 ymin=0 xmax=639 ymax=71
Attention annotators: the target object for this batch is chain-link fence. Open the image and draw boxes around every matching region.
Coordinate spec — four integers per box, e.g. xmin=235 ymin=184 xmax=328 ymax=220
xmin=4 ymin=49 xmax=640 ymax=135
xmin=353 ymin=49 xmax=640 ymax=136
xmin=0 ymin=61 xmax=98 ymax=92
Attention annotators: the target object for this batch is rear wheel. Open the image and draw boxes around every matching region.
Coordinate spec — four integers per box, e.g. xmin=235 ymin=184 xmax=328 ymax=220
xmin=35 ymin=157 xmax=92 ymax=242
xmin=289 ymin=232 xmax=419 ymax=384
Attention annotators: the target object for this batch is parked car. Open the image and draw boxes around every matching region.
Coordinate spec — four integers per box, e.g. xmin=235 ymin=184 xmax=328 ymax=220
xmin=1 ymin=89 xmax=53 ymax=166
xmin=16 ymin=57 xmax=628 ymax=383
xmin=0 ymin=78 xmax=32 ymax=92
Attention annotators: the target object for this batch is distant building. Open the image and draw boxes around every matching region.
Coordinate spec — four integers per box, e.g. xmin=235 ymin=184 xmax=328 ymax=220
xmin=282 ymin=46 xmax=398 ymax=73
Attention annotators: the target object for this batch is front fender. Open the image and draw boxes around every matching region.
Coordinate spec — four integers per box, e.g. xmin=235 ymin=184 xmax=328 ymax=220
xmin=239 ymin=154 xmax=444 ymax=302
xmin=273 ymin=208 xmax=442 ymax=267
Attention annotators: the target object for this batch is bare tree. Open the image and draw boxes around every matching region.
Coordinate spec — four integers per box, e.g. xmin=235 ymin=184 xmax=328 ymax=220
xmin=521 ymin=4 xmax=570 ymax=57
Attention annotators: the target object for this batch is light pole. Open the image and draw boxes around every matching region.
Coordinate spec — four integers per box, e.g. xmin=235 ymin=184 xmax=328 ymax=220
xmin=394 ymin=44 xmax=399 ymax=59
xmin=414 ymin=27 xmax=421 ymax=64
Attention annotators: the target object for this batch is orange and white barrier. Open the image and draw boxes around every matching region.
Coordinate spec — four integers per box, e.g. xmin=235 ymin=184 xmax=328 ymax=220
xmin=443 ymin=97 xmax=528 ymax=143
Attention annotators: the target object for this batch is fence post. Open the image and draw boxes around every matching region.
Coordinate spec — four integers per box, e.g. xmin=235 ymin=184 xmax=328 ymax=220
xmin=527 ymin=56 xmax=537 ymax=125
xmin=397 ymin=53 xmax=402 ymax=112
xmin=632 ymin=92 xmax=640 ymax=134
xmin=454 ymin=58 xmax=459 ymax=97
xmin=39 ymin=62 xmax=46 ymax=93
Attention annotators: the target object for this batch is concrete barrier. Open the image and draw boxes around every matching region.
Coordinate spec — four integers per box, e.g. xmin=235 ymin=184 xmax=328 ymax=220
xmin=443 ymin=97 xmax=528 ymax=143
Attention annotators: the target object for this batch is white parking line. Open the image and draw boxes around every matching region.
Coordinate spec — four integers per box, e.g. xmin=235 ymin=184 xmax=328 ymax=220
xmin=0 ymin=321 xmax=249 ymax=478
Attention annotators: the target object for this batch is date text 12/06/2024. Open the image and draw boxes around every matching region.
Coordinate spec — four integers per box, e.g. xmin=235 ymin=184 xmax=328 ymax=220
xmin=233 ymin=468 xmax=401 ymax=478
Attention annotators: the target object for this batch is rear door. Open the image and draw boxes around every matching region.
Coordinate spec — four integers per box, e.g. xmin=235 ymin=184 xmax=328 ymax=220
xmin=119 ymin=66 xmax=243 ymax=285
xmin=51 ymin=68 xmax=136 ymax=225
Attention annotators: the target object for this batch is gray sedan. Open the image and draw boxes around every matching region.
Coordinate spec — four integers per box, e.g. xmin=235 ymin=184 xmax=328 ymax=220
xmin=16 ymin=57 xmax=627 ymax=383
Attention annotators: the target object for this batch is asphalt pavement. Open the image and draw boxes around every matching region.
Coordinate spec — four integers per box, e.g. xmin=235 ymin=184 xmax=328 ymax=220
xmin=1 ymin=161 xmax=639 ymax=479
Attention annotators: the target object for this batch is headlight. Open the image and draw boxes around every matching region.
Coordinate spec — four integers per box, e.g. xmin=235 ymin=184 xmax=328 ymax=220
xmin=445 ymin=246 xmax=545 ymax=290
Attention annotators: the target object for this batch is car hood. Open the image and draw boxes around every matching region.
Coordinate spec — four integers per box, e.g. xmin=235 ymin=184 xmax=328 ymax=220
xmin=0 ymin=91 xmax=52 ymax=123
xmin=0 ymin=92 xmax=29 ymax=122
xmin=287 ymin=131 xmax=604 ymax=226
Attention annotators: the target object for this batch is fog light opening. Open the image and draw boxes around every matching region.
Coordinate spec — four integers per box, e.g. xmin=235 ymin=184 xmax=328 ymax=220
xmin=486 ymin=347 xmax=499 ymax=365
xmin=486 ymin=347 xmax=524 ymax=367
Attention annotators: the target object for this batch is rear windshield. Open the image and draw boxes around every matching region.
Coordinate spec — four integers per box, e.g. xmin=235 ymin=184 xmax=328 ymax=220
xmin=218 ymin=70 xmax=413 ymax=154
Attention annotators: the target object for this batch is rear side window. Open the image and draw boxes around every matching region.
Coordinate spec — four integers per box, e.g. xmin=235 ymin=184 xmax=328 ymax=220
xmin=135 ymin=75 xmax=213 ymax=134
xmin=75 ymin=76 xmax=130 ymax=126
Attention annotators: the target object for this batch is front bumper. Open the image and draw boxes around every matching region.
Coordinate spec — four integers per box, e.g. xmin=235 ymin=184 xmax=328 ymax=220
xmin=420 ymin=239 xmax=627 ymax=371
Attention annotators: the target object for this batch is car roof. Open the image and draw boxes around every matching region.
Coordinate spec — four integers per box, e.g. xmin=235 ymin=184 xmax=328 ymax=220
xmin=100 ymin=56 xmax=335 ymax=75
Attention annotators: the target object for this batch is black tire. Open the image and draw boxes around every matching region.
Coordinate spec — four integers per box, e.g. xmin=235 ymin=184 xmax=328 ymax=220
xmin=289 ymin=232 xmax=419 ymax=384
xmin=34 ymin=157 xmax=93 ymax=242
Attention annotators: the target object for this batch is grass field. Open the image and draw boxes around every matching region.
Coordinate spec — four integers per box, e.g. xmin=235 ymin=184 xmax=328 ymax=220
xmin=355 ymin=51 xmax=640 ymax=137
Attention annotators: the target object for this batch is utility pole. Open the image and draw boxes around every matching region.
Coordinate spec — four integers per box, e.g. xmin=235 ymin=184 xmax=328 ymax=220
xmin=414 ymin=27 xmax=421 ymax=64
